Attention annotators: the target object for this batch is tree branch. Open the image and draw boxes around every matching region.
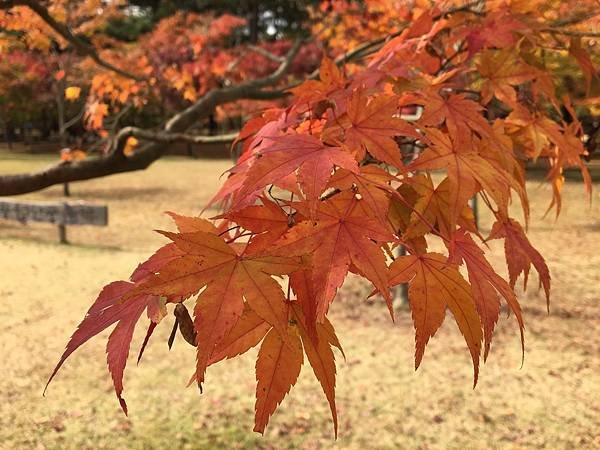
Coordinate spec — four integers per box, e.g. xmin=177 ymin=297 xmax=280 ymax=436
xmin=247 ymin=45 xmax=285 ymax=63
xmin=540 ymin=28 xmax=600 ymax=38
xmin=118 ymin=127 xmax=239 ymax=145
xmin=0 ymin=40 xmax=303 ymax=195
xmin=5 ymin=0 xmax=146 ymax=81
xmin=287 ymin=0 xmax=485 ymax=89
xmin=60 ymin=104 xmax=86 ymax=134
xmin=164 ymin=39 xmax=302 ymax=133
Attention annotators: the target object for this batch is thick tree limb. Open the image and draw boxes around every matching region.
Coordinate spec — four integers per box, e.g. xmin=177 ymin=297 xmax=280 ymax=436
xmin=117 ymin=127 xmax=239 ymax=145
xmin=0 ymin=40 xmax=302 ymax=196
xmin=3 ymin=0 xmax=146 ymax=81
xmin=164 ymin=39 xmax=302 ymax=133
xmin=0 ymin=144 xmax=161 ymax=196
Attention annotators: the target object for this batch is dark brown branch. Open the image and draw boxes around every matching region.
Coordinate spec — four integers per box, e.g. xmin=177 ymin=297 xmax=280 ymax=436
xmin=0 ymin=40 xmax=303 ymax=195
xmin=117 ymin=127 xmax=239 ymax=146
xmin=550 ymin=12 xmax=600 ymax=28
xmin=163 ymin=39 xmax=302 ymax=133
xmin=5 ymin=0 xmax=145 ymax=81
xmin=60 ymin=102 xmax=87 ymax=135
xmin=289 ymin=0 xmax=485 ymax=88
xmin=247 ymin=45 xmax=285 ymax=63
xmin=0 ymin=143 xmax=162 ymax=196
xmin=540 ymin=28 xmax=600 ymax=38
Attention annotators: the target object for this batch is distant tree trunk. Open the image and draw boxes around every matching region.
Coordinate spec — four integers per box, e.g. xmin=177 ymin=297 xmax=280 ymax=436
xmin=5 ymin=120 xmax=15 ymax=149
xmin=40 ymin=109 xmax=52 ymax=139
xmin=470 ymin=196 xmax=478 ymax=229
xmin=56 ymin=80 xmax=67 ymax=147
xmin=248 ymin=1 xmax=259 ymax=44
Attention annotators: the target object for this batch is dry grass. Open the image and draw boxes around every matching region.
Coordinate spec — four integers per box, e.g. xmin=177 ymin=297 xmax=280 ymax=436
xmin=1 ymin=152 xmax=599 ymax=449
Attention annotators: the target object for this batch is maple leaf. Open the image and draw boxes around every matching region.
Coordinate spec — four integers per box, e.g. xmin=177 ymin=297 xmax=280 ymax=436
xmin=414 ymin=92 xmax=493 ymax=149
xmin=505 ymin=107 xmax=591 ymax=215
xmin=288 ymin=255 xmax=319 ymax=341
xmin=64 ymin=86 xmax=81 ymax=101
xmin=544 ymin=124 xmax=592 ymax=217
xmin=234 ymin=108 xmax=297 ymax=162
xmin=322 ymin=91 xmax=420 ymax=168
xmin=237 ymin=133 xmax=359 ymax=209
xmin=409 ymin=128 xmax=518 ymax=228
xmin=130 ymin=212 xmax=216 ymax=283
xmin=134 ymin=229 xmax=302 ymax=385
xmin=165 ymin=211 xmax=218 ymax=233
xmin=254 ymin=324 xmax=303 ymax=434
xmin=328 ymin=165 xmax=396 ymax=228
xmin=479 ymin=121 xmax=529 ymax=223
xmin=130 ymin=243 xmax=182 ymax=283
xmin=569 ymin=37 xmax=598 ymax=95
xmin=489 ymin=218 xmax=550 ymax=308
xmin=290 ymin=55 xmax=346 ymax=105
xmin=209 ymin=303 xmax=272 ymax=365
xmin=186 ymin=303 xmax=272 ymax=388
xmin=403 ymin=173 xmax=477 ymax=241
xmin=462 ymin=8 xmax=525 ymax=56
xmin=389 ymin=253 xmax=483 ymax=384
xmin=46 ymin=281 xmax=155 ymax=414
xmin=505 ymin=105 xmax=560 ymax=159
xmin=477 ymin=48 xmax=537 ymax=105
xmin=220 ymin=197 xmax=292 ymax=254
xmin=448 ymin=229 xmax=524 ymax=360
xmin=291 ymin=302 xmax=341 ymax=437
xmin=272 ymin=192 xmax=395 ymax=320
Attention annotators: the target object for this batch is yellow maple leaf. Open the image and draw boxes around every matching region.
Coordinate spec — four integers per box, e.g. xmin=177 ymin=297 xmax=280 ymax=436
xmin=124 ymin=137 xmax=139 ymax=156
xmin=65 ymin=86 xmax=81 ymax=101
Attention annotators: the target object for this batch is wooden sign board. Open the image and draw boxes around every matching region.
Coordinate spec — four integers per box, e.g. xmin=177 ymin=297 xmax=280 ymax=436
xmin=0 ymin=200 xmax=108 ymax=226
xmin=0 ymin=199 xmax=108 ymax=243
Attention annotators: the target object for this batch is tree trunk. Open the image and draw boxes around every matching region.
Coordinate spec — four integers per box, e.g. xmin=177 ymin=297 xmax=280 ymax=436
xmin=56 ymin=78 xmax=67 ymax=147
xmin=248 ymin=2 xmax=259 ymax=44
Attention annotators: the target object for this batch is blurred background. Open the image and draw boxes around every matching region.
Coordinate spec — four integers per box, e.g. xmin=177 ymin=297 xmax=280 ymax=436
xmin=1 ymin=1 xmax=599 ymax=449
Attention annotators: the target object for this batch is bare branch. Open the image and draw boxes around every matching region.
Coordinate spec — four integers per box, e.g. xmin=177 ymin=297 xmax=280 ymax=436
xmin=61 ymin=105 xmax=86 ymax=134
xmin=550 ymin=11 xmax=600 ymax=27
xmin=6 ymin=0 xmax=146 ymax=81
xmin=540 ymin=28 xmax=600 ymax=38
xmin=164 ymin=39 xmax=302 ymax=133
xmin=289 ymin=0 xmax=485 ymax=89
xmin=0 ymin=128 xmax=239 ymax=195
xmin=0 ymin=40 xmax=303 ymax=195
xmin=247 ymin=45 xmax=285 ymax=63
xmin=116 ymin=127 xmax=238 ymax=148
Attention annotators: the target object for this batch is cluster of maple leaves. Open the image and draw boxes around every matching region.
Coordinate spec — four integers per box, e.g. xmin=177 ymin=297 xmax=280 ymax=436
xmin=45 ymin=0 xmax=596 ymax=436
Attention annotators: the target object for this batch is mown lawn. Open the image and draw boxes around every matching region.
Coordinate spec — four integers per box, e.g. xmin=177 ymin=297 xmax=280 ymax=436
xmin=1 ymin=152 xmax=599 ymax=449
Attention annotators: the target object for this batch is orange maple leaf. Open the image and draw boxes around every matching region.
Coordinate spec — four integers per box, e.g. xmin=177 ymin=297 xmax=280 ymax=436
xmin=323 ymin=91 xmax=420 ymax=167
xmin=410 ymin=128 xmax=518 ymax=228
xmin=237 ymin=133 xmax=358 ymax=209
xmin=389 ymin=252 xmax=483 ymax=385
xmin=135 ymin=230 xmax=302 ymax=385
xmin=448 ymin=229 xmax=524 ymax=360
xmin=489 ymin=218 xmax=551 ymax=309
xmin=272 ymin=192 xmax=395 ymax=321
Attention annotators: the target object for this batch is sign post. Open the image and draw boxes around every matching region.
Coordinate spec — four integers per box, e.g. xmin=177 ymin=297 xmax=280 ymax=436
xmin=0 ymin=200 xmax=108 ymax=244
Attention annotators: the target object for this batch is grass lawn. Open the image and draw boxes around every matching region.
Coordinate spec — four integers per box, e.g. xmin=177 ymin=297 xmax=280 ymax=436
xmin=1 ymin=152 xmax=599 ymax=449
